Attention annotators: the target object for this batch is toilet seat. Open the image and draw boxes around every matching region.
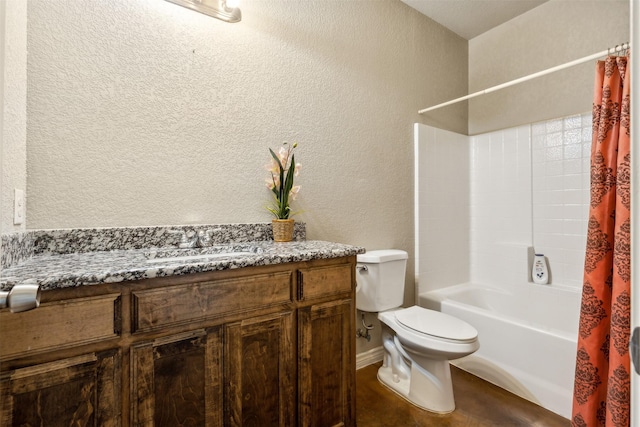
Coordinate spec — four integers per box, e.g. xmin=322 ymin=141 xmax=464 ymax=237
xmin=378 ymin=306 xmax=480 ymax=360
xmin=395 ymin=306 xmax=477 ymax=343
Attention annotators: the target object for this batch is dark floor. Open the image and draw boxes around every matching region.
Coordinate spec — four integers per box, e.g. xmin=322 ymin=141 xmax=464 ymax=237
xmin=356 ymin=362 xmax=571 ymax=427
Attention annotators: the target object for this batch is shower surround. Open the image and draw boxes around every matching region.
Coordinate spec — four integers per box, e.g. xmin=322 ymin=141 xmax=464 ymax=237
xmin=414 ymin=113 xmax=592 ymax=418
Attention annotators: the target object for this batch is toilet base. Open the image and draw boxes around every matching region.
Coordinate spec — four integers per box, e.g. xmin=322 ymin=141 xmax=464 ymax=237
xmin=377 ymin=357 xmax=456 ymax=414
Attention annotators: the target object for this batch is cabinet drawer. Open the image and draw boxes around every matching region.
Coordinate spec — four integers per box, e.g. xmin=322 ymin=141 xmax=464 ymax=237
xmin=0 ymin=294 xmax=122 ymax=361
xmin=297 ymin=264 xmax=353 ymax=301
xmin=132 ymin=271 xmax=292 ymax=332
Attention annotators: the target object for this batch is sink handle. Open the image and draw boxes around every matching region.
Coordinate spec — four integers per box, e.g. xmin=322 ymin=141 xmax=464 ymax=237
xmin=197 ymin=230 xmax=213 ymax=247
xmin=197 ymin=228 xmax=222 ymax=247
xmin=169 ymin=229 xmax=197 ymax=248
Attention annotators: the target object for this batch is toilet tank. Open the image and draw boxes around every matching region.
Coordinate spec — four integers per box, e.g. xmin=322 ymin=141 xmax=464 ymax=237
xmin=356 ymin=250 xmax=408 ymax=312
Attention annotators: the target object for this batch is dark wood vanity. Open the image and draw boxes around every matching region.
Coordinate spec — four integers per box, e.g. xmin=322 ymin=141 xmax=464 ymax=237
xmin=0 ymin=256 xmax=357 ymax=427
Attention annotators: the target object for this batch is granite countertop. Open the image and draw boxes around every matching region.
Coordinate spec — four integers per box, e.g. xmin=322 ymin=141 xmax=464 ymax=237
xmin=0 ymin=240 xmax=365 ymax=291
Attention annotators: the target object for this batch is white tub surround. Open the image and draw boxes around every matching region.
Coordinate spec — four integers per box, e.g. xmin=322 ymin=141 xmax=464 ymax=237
xmin=414 ymin=114 xmax=592 ymax=418
xmin=415 ymin=114 xmax=591 ymax=294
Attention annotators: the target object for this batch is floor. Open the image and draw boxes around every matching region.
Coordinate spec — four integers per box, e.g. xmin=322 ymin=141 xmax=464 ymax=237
xmin=356 ymin=362 xmax=571 ymax=427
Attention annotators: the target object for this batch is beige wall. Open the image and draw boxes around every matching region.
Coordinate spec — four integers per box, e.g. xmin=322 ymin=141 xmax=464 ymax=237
xmin=23 ymin=0 xmax=467 ymax=238
xmin=468 ymin=0 xmax=629 ymax=135
xmin=0 ymin=0 xmax=4 ymax=242
xmin=1 ymin=0 xmax=27 ymax=234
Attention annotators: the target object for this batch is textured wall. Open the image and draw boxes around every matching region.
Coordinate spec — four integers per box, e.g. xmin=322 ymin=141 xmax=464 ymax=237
xmin=1 ymin=0 xmax=27 ymax=233
xmin=468 ymin=0 xmax=629 ymax=135
xmin=25 ymin=0 xmax=467 ymax=245
xmin=0 ymin=0 xmax=4 ymax=241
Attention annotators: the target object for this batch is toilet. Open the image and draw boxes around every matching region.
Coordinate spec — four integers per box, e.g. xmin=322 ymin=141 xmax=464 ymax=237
xmin=356 ymin=249 xmax=479 ymax=414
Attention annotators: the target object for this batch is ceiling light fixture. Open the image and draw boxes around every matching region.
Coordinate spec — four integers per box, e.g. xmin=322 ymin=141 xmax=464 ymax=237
xmin=165 ymin=0 xmax=241 ymax=23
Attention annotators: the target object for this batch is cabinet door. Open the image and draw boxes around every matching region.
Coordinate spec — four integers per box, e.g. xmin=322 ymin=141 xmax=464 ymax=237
xmin=0 ymin=348 xmax=121 ymax=427
xmin=225 ymin=311 xmax=295 ymax=427
xmin=130 ymin=328 xmax=224 ymax=427
xmin=298 ymin=299 xmax=355 ymax=427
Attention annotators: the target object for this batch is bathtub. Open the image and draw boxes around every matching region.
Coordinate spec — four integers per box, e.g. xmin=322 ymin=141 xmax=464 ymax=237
xmin=419 ymin=283 xmax=581 ymax=419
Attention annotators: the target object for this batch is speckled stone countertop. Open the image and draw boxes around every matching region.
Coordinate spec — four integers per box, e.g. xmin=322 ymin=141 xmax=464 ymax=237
xmin=0 ymin=224 xmax=365 ymax=292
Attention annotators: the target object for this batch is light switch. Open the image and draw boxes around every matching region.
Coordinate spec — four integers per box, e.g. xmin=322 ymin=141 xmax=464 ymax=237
xmin=14 ymin=189 xmax=24 ymax=225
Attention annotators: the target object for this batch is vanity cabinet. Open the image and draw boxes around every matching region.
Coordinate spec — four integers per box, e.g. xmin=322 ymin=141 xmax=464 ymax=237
xmin=130 ymin=328 xmax=223 ymax=426
xmin=297 ymin=264 xmax=356 ymax=427
xmin=298 ymin=299 xmax=354 ymax=427
xmin=224 ymin=311 xmax=295 ymax=426
xmin=0 ymin=256 xmax=356 ymax=427
xmin=131 ymin=312 xmax=295 ymax=427
xmin=0 ymin=349 xmax=122 ymax=427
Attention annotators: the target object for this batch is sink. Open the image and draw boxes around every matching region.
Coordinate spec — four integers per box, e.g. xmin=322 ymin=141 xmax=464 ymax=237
xmin=144 ymin=245 xmax=263 ymax=264
xmin=145 ymin=251 xmax=255 ymax=264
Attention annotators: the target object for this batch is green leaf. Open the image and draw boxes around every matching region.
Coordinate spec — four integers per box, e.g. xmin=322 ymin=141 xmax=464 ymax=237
xmin=269 ymin=148 xmax=284 ymax=172
xmin=284 ymin=153 xmax=295 ymax=194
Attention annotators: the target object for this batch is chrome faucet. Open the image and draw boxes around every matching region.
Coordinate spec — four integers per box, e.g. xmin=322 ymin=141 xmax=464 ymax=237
xmin=198 ymin=228 xmax=223 ymax=246
xmin=170 ymin=228 xmax=220 ymax=248
xmin=170 ymin=229 xmax=198 ymax=248
xmin=197 ymin=229 xmax=213 ymax=247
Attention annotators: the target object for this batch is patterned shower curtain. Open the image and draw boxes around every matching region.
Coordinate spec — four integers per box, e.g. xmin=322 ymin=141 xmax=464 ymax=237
xmin=572 ymin=55 xmax=631 ymax=427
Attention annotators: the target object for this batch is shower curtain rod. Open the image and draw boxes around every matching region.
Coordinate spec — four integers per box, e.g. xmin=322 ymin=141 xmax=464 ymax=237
xmin=418 ymin=42 xmax=631 ymax=114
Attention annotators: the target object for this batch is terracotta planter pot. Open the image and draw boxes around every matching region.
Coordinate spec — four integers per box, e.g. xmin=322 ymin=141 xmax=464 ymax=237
xmin=272 ymin=219 xmax=294 ymax=242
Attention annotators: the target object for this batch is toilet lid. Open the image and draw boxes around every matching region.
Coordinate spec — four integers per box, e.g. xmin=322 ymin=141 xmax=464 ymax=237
xmin=395 ymin=306 xmax=478 ymax=343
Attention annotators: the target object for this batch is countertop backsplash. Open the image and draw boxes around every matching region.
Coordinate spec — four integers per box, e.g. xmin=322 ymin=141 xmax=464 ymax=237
xmin=1 ymin=222 xmax=306 ymax=270
xmin=1 ymin=232 xmax=37 ymax=270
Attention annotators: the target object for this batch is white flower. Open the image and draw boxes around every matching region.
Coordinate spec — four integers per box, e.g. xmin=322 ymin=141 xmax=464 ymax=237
xmin=289 ymin=185 xmax=301 ymax=200
xmin=265 ymin=142 xmax=301 ymax=219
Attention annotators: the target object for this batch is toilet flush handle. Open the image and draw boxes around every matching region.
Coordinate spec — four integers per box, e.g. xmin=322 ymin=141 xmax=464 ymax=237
xmin=355 ymin=264 xmax=367 ymax=293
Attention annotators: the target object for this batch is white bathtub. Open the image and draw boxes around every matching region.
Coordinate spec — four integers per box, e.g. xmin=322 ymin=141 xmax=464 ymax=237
xmin=419 ymin=283 xmax=581 ymax=419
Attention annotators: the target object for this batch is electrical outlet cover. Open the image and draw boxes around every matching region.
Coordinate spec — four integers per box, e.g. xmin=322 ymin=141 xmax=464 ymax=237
xmin=14 ymin=189 xmax=24 ymax=225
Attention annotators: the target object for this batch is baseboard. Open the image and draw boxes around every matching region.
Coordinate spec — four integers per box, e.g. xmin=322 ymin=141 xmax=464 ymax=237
xmin=356 ymin=346 xmax=384 ymax=370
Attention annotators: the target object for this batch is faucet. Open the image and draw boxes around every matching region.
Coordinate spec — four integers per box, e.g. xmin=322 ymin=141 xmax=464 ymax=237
xmin=170 ymin=228 xmax=220 ymax=248
xmin=196 ymin=229 xmax=214 ymax=247
xmin=170 ymin=229 xmax=198 ymax=248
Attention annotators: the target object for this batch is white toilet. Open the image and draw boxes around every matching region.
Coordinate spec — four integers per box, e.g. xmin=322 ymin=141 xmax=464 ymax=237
xmin=356 ymin=249 xmax=479 ymax=414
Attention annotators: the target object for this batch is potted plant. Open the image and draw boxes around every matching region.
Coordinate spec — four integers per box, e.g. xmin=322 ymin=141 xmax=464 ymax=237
xmin=266 ymin=142 xmax=301 ymax=242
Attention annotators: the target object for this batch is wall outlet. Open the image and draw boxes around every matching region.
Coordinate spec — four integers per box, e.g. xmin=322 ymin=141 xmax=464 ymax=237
xmin=14 ymin=189 xmax=25 ymax=225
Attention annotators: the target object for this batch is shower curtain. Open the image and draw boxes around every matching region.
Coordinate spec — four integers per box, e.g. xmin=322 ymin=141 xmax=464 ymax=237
xmin=572 ymin=55 xmax=631 ymax=427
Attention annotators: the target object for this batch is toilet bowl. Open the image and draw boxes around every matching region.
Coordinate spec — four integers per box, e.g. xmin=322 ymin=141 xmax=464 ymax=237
xmin=377 ymin=306 xmax=479 ymax=413
xmin=356 ymin=250 xmax=479 ymax=413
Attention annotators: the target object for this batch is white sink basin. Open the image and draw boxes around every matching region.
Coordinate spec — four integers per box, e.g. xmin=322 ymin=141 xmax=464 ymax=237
xmin=145 ymin=251 xmax=255 ymax=264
